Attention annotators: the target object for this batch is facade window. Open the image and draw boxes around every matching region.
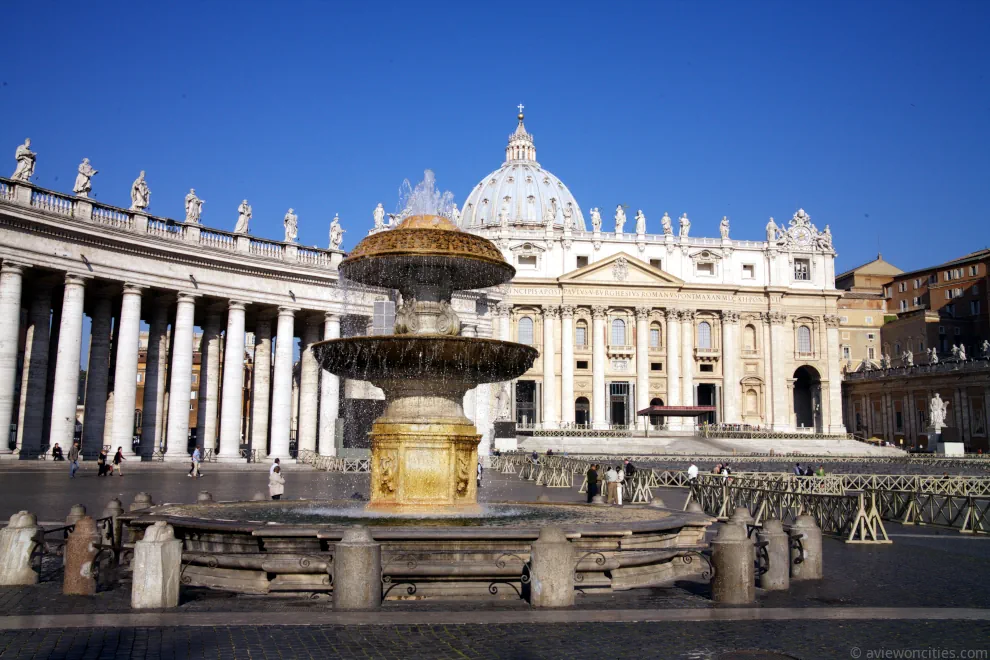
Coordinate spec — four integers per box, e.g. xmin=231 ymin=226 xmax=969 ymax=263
xmin=649 ymin=326 xmax=660 ymax=348
xmin=842 ymin=345 xmax=851 ymax=360
xmin=972 ymin=301 xmax=982 ymax=315
xmin=883 ymin=286 xmax=892 ymax=297
xmin=913 ymin=296 xmax=920 ymax=306
xmin=919 ymin=340 xmax=925 ymax=352
xmin=970 ymin=265 xmax=979 ymax=276
xmin=864 ymin=316 xmax=873 ymax=324
xmin=373 ymin=301 xmax=396 ymax=336
xmin=700 ymin=364 xmax=714 ymax=372
xmin=794 ymin=259 xmax=810 ymax=281
xmin=611 ymin=319 xmax=626 ymax=345
xmin=945 ymin=271 xmax=952 ymax=281
xmin=840 ymin=315 xmax=849 ymax=323
xmin=868 ymin=347 xmax=876 ymax=360
xmin=742 ymin=264 xmax=755 ymax=279
xmin=743 ymin=324 xmax=757 ymax=351
xmin=898 ymin=282 xmax=906 ymax=293
xmin=797 ymin=325 xmax=812 ymax=354
xmin=518 ymin=255 xmax=537 ymax=267
xmin=929 ymin=274 xmax=938 ymax=285
xmin=746 ymin=389 xmax=758 ymax=414
xmin=938 ymin=325 xmax=945 ymax=334
xmin=945 ymin=304 xmax=955 ymax=317
xmin=972 ymin=284 xmax=981 ymax=295
xmin=867 ymin=333 xmax=876 ymax=341
xmin=945 ymin=290 xmax=952 ymax=300
xmin=576 ymin=255 xmax=589 ymax=268
xmin=697 ymin=262 xmax=714 ymax=276
xmin=576 ymin=360 xmax=589 ymax=370
xmin=649 ymin=259 xmax=662 ymax=269
xmin=914 ymin=278 xmax=921 ymax=289
xmin=899 ymin=300 xmax=907 ymax=311
xmin=518 ymin=317 xmax=534 ymax=345
xmin=697 ymin=321 xmax=712 ymax=349
xmin=575 ymin=322 xmax=587 ymax=347
xmin=894 ymin=342 xmax=901 ymax=354
xmin=136 ymin=373 xmax=143 ymax=383
xmin=651 ymin=362 xmax=663 ymax=371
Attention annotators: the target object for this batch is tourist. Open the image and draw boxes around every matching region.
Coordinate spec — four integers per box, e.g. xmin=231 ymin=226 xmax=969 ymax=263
xmin=97 ymin=449 xmax=108 ymax=477
xmin=531 ymin=450 xmax=539 ymax=464
xmin=687 ymin=463 xmax=699 ymax=482
xmin=815 ymin=465 xmax=826 ymax=477
xmin=189 ymin=447 xmax=202 ymax=478
xmin=270 ymin=457 xmax=280 ymax=475
xmin=476 ymin=461 xmax=483 ymax=488
xmin=794 ymin=463 xmax=803 ymax=476
xmin=113 ymin=447 xmax=125 ymax=476
xmin=586 ymin=464 xmax=599 ymax=503
xmin=712 ymin=463 xmax=723 ymax=475
xmin=624 ymin=460 xmax=636 ymax=478
xmin=67 ymin=441 xmax=80 ymax=478
xmin=605 ymin=465 xmax=618 ymax=504
xmin=615 ymin=465 xmax=625 ymax=506
xmin=51 ymin=443 xmax=63 ymax=461
xmin=269 ymin=465 xmax=285 ymax=500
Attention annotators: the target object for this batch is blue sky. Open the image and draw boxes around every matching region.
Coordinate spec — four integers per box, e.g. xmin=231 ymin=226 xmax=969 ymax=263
xmin=2 ymin=0 xmax=988 ymax=275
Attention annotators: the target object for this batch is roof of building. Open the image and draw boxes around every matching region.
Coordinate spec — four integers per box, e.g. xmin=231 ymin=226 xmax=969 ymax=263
xmin=893 ymin=248 xmax=990 ymax=279
xmin=835 ymin=253 xmax=903 ymax=281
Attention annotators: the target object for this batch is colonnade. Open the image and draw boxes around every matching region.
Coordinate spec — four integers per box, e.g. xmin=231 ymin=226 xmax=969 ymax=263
xmin=0 ymin=261 xmax=345 ymax=461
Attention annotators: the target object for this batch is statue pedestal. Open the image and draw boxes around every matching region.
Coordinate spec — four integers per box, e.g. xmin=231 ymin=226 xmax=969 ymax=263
xmin=937 ymin=442 xmax=965 ymax=456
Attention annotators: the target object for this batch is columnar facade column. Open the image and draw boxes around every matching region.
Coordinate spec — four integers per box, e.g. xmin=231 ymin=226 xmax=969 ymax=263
xmin=666 ymin=309 xmax=681 ymax=408
xmin=164 ymin=293 xmax=198 ymax=460
xmin=591 ymin=305 xmax=607 ymax=428
xmin=635 ymin=307 xmax=650 ymax=424
xmin=721 ymin=311 xmax=740 ymax=425
xmin=541 ymin=305 xmax=558 ymax=426
xmin=217 ymin=301 xmax=247 ymax=461
xmin=49 ymin=274 xmax=87 ymax=451
xmin=80 ymin=294 xmax=112 ymax=457
xmin=680 ymin=309 xmax=696 ymax=407
xmin=109 ymin=284 xmax=144 ymax=457
xmin=768 ymin=311 xmax=790 ymax=431
xmin=823 ymin=314 xmax=847 ymax=434
xmin=0 ymin=261 xmax=26 ymax=457
xmin=196 ymin=308 xmax=223 ymax=451
xmin=297 ymin=315 xmax=321 ymax=454
xmin=139 ymin=302 xmax=169 ymax=457
xmin=269 ymin=307 xmax=296 ymax=460
xmin=250 ymin=316 xmax=273 ymax=458
xmin=559 ymin=305 xmax=575 ymax=424
xmin=15 ymin=285 xmax=51 ymax=457
xmin=496 ymin=302 xmax=512 ymax=341
xmin=318 ymin=312 xmax=341 ymax=456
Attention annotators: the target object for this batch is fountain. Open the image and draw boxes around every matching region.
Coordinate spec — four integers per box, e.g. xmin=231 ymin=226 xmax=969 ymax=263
xmin=311 ymin=171 xmax=537 ymax=514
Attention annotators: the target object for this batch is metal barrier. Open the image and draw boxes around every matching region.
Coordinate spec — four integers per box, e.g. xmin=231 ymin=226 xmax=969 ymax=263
xmin=298 ymin=450 xmax=371 ymax=473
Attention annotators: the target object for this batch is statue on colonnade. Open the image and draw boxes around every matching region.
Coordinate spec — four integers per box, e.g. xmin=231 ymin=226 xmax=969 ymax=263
xmin=72 ymin=158 xmax=97 ymax=197
xmin=184 ymin=189 xmax=204 ymax=223
xmin=283 ymin=208 xmax=298 ymax=243
xmin=129 ymin=171 xmax=150 ymax=211
xmin=11 ymin=138 xmax=36 ymax=181
xmin=234 ymin=200 xmax=252 ymax=234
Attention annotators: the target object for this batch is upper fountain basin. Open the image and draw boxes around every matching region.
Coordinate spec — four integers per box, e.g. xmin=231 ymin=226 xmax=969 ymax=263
xmin=339 ymin=215 xmax=515 ymax=292
xmin=312 ymin=335 xmax=538 ymax=385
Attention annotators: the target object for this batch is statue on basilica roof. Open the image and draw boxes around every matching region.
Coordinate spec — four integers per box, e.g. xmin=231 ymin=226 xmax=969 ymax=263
xmin=661 ymin=212 xmax=673 ymax=236
xmin=679 ymin=213 xmax=691 ymax=238
xmin=635 ymin=210 xmax=646 ymax=235
xmin=719 ymin=216 xmax=730 ymax=239
xmin=590 ymin=207 xmax=602 ymax=232
xmin=614 ymin=205 xmax=626 ymax=234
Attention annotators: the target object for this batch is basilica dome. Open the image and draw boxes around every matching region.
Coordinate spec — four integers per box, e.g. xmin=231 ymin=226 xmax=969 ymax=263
xmin=460 ymin=111 xmax=586 ymax=231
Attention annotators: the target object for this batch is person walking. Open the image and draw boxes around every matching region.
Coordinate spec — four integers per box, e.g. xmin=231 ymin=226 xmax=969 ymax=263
xmin=687 ymin=463 xmax=699 ymax=482
xmin=67 ymin=441 xmax=81 ymax=478
xmin=793 ymin=463 xmax=803 ymax=476
xmin=586 ymin=464 xmax=599 ymax=503
xmin=189 ymin=447 xmax=202 ymax=478
xmin=605 ymin=465 xmax=618 ymax=504
xmin=269 ymin=465 xmax=285 ymax=501
xmin=476 ymin=461 xmax=483 ymax=489
xmin=270 ymin=457 xmax=281 ymax=475
xmin=815 ymin=465 xmax=826 ymax=477
xmin=615 ymin=465 xmax=625 ymax=506
xmin=623 ymin=460 xmax=636 ymax=479
xmin=97 ymin=449 xmax=108 ymax=477
xmin=112 ymin=447 xmax=125 ymax=476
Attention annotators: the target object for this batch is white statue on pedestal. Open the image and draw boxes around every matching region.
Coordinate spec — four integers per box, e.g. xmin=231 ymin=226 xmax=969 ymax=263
xmin=11 ymin=138 xmax=35 ymax=182
xmin=184 ymin=189 xmax=203 ymax=223
xmin=72 ymin=158 xmax=97 ymax=197
xmin=928 ymin=348 xmax=939 ymax=365
xmin=234 ymin=200 xmax=252 ymax=234
xmin=959 ymin=344 xmax=967 ymax=361
xmin=495 ymin=383 xmax=511 ymax=421
xmin=766 ymin=217 xmax=779 ymax=242
xmin=451 ymin=203 xmax=461 ymax=226
xmin=329 ymin=214 xmax=344 ymax=249
xmin=661 ymin=212 xmax=673 ymax=236
xmin=951 ymin=344 xmax=960 ymax=360
xmin=902 ymin=350 xmax=914 ymax=367
xmin=928 ymin=393 xmax=948 ymax=432
xmin=283 ymin=208 xmax=298 ymax=243
xmin=614 ymin=205 xmax=626 ymax=234
xmin=590 ymin=207 xmax=602 ymax=232
xmin=130 ymin=171 xmax=151 ymax=211
xmin=982 ymin=340 xmax=990 ymax=359
xmin=500 ymin=196 xmax=512 ymax=226
xmin=373 ymin=203 xmax=385 ymax=231
xmin=679 ymin=213 xmax=691 ymax=238
xmin=719 ymin=216 xmax=730 ymax=239
xmin=635 ymin=210 xmax=646 ymax=235
xmin=562 ymin=203 xmax=574 ymax=229
xmin=543 ymin=198 xmax=558 ymax=228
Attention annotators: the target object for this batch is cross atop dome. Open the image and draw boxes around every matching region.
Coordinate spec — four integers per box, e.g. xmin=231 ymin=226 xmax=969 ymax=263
xmin=506 ymin=104 xmax=536 ymax=163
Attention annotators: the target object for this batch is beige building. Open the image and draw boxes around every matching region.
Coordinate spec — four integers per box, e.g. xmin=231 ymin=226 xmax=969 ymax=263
xmin=835 ymin=255 xmax=902 ymax=371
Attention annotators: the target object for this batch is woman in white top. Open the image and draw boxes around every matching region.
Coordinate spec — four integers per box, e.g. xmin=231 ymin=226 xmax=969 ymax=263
xmin=269 ymin=466 xmax=285 ymax=501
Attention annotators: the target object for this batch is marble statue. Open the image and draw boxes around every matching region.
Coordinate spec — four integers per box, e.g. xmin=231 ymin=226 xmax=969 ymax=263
xmin=562 ymin=203 xmax=574 ymax=229
xmin=719 ymin=216 xmax=730 ymax=239
xmin=928 ymin=393 xmax=947 ymax=432
xmin=614 ymin=205 xmax=626 ymax=234
xmin=72 ymin=158 xmax=97 ymax=197
xmin=283 ymin=208 xmax=298 ymax=243
xmin=129 ymin=171 xmax=150 ymax=211
xmin=500 ymin=196 xmax=512 ymax=225
xmin=234 ymin=200 xmax=252 ymax=234
xmin=635 ymin=210 xmax=646 ymax=235
xmin=982 ymin=340 xmax=990 ymax=359
xmin=902 ymin=350 xmax=914 ymax=367
xmin=329 ymin=214 xmax=344 ymax=249
xmin=661 ymin=212 xmax=673 ymax=236
xmin=880 ymin=353 xmax=890 ymax=370
xmin=451 ymin=202 xmax=460 ymax=226
xmin=817 ymin=224 xmax=833 ymax=250
xmin=373 ymin=203 xmax=385 ymax=230
xmin=543 ymin=198 xmax=558 ymax=227
xmin=590 ymin=207 xmax=602 ymax=232
xmin=765 ymin=217 xmax=779 ymax=242
xmin=495 ymin=382 xmax=511 ymax=420
xmin=679 ymin=213 xmax=691 ymax=238
xmin=928 ymin=348 xmax=939 ymax=365
xmin=862 ymin=358 xmax=873 ymax=371
xmin=959 ymin=344 xmax=967 ymax=361
xmin=184 ymin=189 xmax=203 ymax=223
xmin=11 ymin=139 xmax=35 ymax=182
xmin=951 ymin=344 xmax=960 ymax=360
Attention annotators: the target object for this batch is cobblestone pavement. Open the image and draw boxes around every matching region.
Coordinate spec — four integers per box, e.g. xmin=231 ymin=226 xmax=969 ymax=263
xmin=0 ymin=620 xmax=987 ymax=659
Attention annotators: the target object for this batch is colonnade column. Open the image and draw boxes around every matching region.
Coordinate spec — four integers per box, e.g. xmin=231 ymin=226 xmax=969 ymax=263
xmin=140 ymin=302 xmax=170 ymax=457
xmin=196 ymin=308 xmax=223 ymax=452
xmin=318 ymin=312 xmax=341 ymax=456
xmin=250 ymin=315 xmax=273 ymax=459
xmin=109 ymin=284 xmax=144 ymax=457
xmin=81 ymin=292 xmax=112 ymax=457
xmin=824 ymin=314 xmax=846 ymax=433
xmin=0 ymin=261 xmax=26 ymax=458
xmin=680 ymin=310 xmax=696 ymax=430
xmin=768 ymin=311 xmax=790 ymax=431
xmin=560 ymin=305 xmax=575 ymax=424
xmin=666 ymin=308 xmax=681 ymax=410
xmin=269 ymin=307 xmax=297 ymax=460
xmin=591 ymin=305 xmax=606 ymax=428
xmin=635 ymin=307 xmax=650 ymax=428
xmin=164 ymin=293 xmax=198 ymax=460
xmin=541 ymin=305 xmax=558 ymax=426
xmin=217 ymin=301 xmax=247 ymax=461
xmin=49 ymin=274 xmax=88 ymax=451
xmin=297 ymin=316 xmax=321 ymax=454
xmin=721 ymin=311 xmax=740 ymax=425
xmin=15 ymin=284 xmax=51 ymax=457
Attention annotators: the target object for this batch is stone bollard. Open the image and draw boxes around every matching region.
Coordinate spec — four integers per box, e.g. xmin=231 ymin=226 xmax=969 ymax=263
xmin=710 ymin=523 xmax=754 ymax=604
xmin=537 ymin=494 xmax=550 ymax=502
xmin=130 ymin=493 xmax=154 ymax=512
xmin=333 ymin=526 xmax=381 ymax=610
xmin=529 ymin=526 xmax=575 ymax=608
xmin=197 ymin=491 xmax=214 ymax=503
xmin=758 ymin=519 xmax=789 ymax=591
xmin=100 ymin=498 xmax=125 ymax=549
xmin=63 ymin=516 xmax=100 ymax=596
xmin=648 ymin=497 xmax=666 ymax=508
xmin=131 ymin=521 xmax=183 ymax=609
xmin=0 ymin=511 xmax=40 ymax=585
xmin=590 ymin=495 xmax=606 ymax=506
xmin=790 ymin=515 xmax=823 ymax=581
xmin=686 ymin=501 xmax=704 ymax=514
xmin=65 ymin=504 xmax=87 ymax=527
xmin=727 ymin=507 xmax=754 ymax=528
xmin=251 ymin=492 xmax=267 ymax=501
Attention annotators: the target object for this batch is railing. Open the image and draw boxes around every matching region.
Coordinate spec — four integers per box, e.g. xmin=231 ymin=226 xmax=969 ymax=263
xmin=199 ymin=227 xmax=237 ymax=250
xmin=249 ymin=238 xmax=284 ymax=260
xmin=298 ymin=449 xmax=370 ymax=473
xmin=701 ymin=425 xmax=855 ymax=441
xmin=30 ymin=190 xmax=74 ymax=216
xmin=845 ymin=357 xmax=990 ymax=381
xmin=92 ymin=204 xmax=133 ymax=229
xmin=147 ymin=216 xmax=185 ymax=239
xmin=0 ymin=180 xmax=12 ymax=201
xmin=297 ymin=246 xmax=332 ymax=267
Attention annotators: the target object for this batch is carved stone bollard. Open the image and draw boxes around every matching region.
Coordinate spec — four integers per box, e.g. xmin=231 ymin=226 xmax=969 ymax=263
xmin=758 ymin=518 xmax=789 ymax=591
xmin=65 ymin=504 xmax=87 ymax=527
xmin=197 ymin=491 xmax=214 ymax=503
xmin=727 ymin=506 xmax=754 ymax=529
xmin=131 ymin=521 xmax=183 ymax=609
xmin=529 ymin=526 xmax=575 ymax=608
xmin=590 ymin=495 xmax=606 ymax=506
xmin=333 ymin=526 xmax=381 ymax=610
xmin=648 ymin=497 xmax=666 ymax=508
xmin=685 ymin=501 xmax=704 ymax=514
xmin=711 ymin=523 xmax=754 ymax=604
xmin=63 ymin=516 xmax=100 ymax=596
xmin=790 ymin=515 xmax=823 ymax=581
xmin=130 ymin=492 xmax=154 ymax=512
xmin=100 ymin=498 xmax=125 ymax=549
xmin=0 ymin=511 xmax=40 ymax=585
xmin=251 ymin=492 xmax=267 ymax=501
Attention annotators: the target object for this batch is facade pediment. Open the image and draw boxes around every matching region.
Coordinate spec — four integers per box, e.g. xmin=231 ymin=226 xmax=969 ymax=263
xmin=558 ymin=252 xmax=683 ymax=286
